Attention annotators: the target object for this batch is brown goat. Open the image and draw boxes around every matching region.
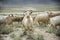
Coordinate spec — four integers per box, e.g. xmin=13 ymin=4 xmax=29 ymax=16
xmin=34 ymin=12 xmax=51 ymax=25
xmin=4 ymin=14 xmax=14 ymax=25
xmin=13 ymin=16 xmax=23 ymax=23
xmin=0 ymin=14 xmax=15 ymax=26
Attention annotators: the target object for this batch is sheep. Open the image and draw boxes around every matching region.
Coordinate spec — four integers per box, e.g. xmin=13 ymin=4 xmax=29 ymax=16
xmin=22 ymin=10 xmax=33 ymax=31
xmin=49 ymin=16 xmax=60 ymax=29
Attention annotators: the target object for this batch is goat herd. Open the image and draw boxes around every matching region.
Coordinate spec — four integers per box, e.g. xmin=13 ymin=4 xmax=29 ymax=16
xmin=22 ymin=10 xmax=60 ymax=31
xmin=0 ymin=10 xmax=60 ymax=33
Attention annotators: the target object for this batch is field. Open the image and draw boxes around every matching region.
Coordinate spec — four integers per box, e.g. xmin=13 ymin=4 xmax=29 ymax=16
xmin=0 ymin=5 xmax=60 ymax=12
xmin=0 ymin=5 xmax=60 ymax=40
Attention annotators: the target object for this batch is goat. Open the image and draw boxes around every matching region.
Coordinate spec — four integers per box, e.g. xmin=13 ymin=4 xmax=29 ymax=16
xmin=0 ymin=14 xmax=15 ymax=26
xmin=34 ymin=12 xmax=51 ymax=26
xmin=22 ymin=10 xmax=33 ymax=31
xmin=49 ymin=16 xmax=60 ymax=29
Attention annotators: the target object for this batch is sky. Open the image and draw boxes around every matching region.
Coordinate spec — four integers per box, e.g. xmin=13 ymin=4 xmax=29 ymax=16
xmin=0 ymin=0 xmax=60 ymax=6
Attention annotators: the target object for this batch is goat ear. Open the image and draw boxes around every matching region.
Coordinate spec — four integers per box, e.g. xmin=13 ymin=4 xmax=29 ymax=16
xmin=23 ymin=11 xmax=27 ymax=16
xmin=30 ymin=10 xmax=32 ymax=15
xmin=29 ymin=12 xmax=32 ymax=15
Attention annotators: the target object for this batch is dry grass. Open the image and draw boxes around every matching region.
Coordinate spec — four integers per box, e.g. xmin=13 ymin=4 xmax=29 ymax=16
xmin=0 ymin=21 xmax=60 ymax=40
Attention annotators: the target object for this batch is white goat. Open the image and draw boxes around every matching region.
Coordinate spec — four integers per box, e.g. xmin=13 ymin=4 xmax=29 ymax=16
xmin=48 ymin=16 xmax=60 ymax=29
xmin=22 ymin=10 xmax=33 ymax=31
